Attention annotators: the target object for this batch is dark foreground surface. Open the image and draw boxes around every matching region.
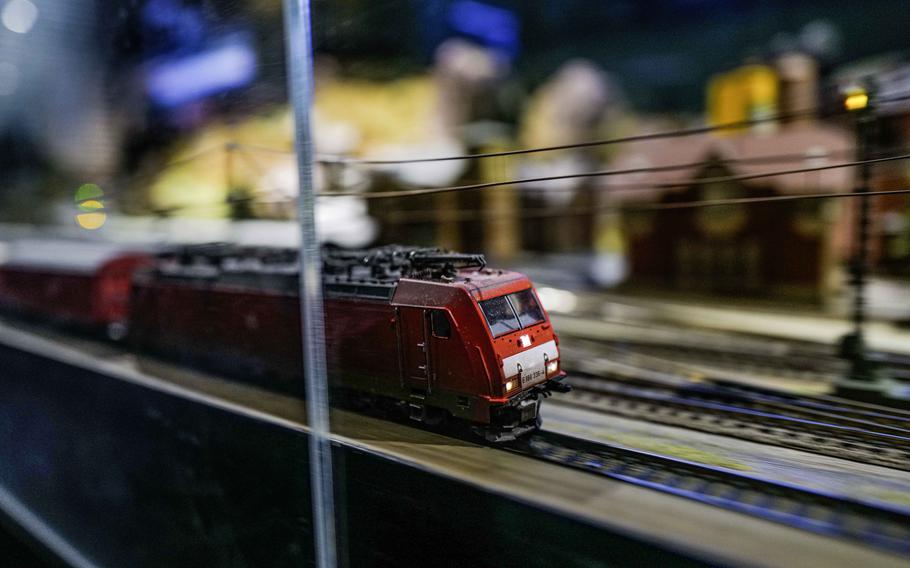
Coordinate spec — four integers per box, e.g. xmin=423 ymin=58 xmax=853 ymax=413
xmin=0 ymin=513 xmax=60 ymax=568
xmin=0 ymin=340 xmax=708 ymax=567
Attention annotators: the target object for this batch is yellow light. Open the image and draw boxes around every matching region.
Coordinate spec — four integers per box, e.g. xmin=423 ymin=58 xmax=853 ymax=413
xmin=76 ymin=212 xmax=106 ymax=230
xmin=505 ymin=381 xmax=514 ymax=392
xmin=547 ymin=360 xmax=559 ymax=375
xmin=74 ymin=184 xmax=106 ymax=229
xmin=844 ymin=91 xmax=869 ymax=111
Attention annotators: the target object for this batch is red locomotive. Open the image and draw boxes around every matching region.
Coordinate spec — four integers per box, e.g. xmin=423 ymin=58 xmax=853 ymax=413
xmin=0 ymin=241 xmax=570 ymax=441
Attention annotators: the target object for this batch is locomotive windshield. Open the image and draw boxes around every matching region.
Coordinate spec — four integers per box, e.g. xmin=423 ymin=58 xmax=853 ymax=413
xmin=509 ymin=289 xmax=545 ymax=327
xmin=479 ymin=289 xmax=546 ymax=337
xmin=480 ymin=296 xmax=521 ymax=336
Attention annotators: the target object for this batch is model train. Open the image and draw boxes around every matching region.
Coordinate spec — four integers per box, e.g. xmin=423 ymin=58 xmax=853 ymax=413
xmin=0 ymin=240 xmax=570 ymax=441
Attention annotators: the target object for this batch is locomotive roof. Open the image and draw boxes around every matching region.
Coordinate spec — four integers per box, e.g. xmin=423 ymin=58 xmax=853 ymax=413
xmin=150 ymin=243 xmax=528 ymax=301
xmin=322 ymin=244 xmax=486 ymax=282
xmin=156 ymin=244 xmax=488 ymax=282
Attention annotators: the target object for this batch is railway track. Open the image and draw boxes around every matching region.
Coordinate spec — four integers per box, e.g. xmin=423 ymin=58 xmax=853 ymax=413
xmin=555 ymin=376 xmax=910 ymax=471
xmin=686 ymin=379 xmax=910 ymax=431
xmin=511 ymin=431 xmax=910 ymax=556
xmin=615 ymin=339 xmax=910 ymax=382
xmin=553 ymin=318 xmax=910 ymax=470
xmin=562 ymin=340 xmax=910 ymax=431
xmin=554 ymin=315 xmax=910 ymax=384
xmin=569 ymin=360 xmax=910 ymax=433
xmin=565 ymin=335 xmax=843 ymax=384
xmin=603 ymin=339 xmax=844 ymax=382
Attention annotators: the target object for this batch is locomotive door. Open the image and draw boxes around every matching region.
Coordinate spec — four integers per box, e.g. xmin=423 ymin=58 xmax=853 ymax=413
xmin=397 ymin=307 xmax=430 ymax=393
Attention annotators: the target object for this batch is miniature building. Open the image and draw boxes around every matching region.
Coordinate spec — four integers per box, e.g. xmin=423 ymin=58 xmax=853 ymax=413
xmin=603 ymin=124 xmax=853 ymax=300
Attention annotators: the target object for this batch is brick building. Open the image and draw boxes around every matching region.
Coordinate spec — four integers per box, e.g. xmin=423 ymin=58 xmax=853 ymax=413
xmin=603 ymin=124 xmax=854 ymax=300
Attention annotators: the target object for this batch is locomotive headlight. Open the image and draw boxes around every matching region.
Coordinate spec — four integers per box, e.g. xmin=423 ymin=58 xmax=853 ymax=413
xmin=505 ymin=381 xmax=514 ymax=392
xmin=547 ymin=360 xmax=559 ymax=375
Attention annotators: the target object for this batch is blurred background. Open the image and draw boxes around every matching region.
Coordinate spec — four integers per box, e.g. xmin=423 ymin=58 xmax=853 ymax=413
xmin=3 ymin=0 xmax=910 ymax=316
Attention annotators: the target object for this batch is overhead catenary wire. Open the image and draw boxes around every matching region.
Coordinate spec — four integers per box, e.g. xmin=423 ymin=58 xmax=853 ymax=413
xmin=130 ymin=141 xmax=907 ymax=195
xmin=107 ymin=92 xmax=910 ymax=214
xmin=115 ymin=91 xmax=910 ymax=186
xmin=313 ymin=110 xmax=816 ymax=165
xmin=308 ymin=91 xmax=910 ymax=166
xmin=106 ymin=143 xmax=874 ymax=205
xmin=318 ymin=152 xmax=910 ymax=200
xmin=379 ymin=187 xmax=910 ymax=225
xmin=235 ymin=141 xmax=869 ymax=171
xmin=142 ymin=184 xmax=910 ymax=221
xmin=136 ymin=149 xmax=910 ymax=216
xmin=112 ymin=91 xmax=910 ymax=191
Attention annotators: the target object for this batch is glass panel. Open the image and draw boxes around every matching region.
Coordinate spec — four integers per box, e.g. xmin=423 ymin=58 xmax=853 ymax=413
xmin=479 ymin=295 xmax=520 ymax=337
xmin=508 ymin=289 xmax=545 ymax=328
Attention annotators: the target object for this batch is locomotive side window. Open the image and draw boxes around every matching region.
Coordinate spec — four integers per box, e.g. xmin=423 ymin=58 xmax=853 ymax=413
xmin=508 ymin=289 xmax=545 ymax=328
xmin=430 ymin=310 xmax=452 ymax=339
xmin=479 ymin=296 xmax=521 ymax=337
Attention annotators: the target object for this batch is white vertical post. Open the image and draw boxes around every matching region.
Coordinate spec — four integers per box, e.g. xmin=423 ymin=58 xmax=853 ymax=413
xmin=281 ymin=1 xmax=337 ymax=567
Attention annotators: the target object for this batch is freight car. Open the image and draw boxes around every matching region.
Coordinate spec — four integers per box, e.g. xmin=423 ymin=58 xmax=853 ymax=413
xmin=0 ymin=241 xmax=570 ymax=441
xmin=0 ymin=239 xmax=150 ymax=339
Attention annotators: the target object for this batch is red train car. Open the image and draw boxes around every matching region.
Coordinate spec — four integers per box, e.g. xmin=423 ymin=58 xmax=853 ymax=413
xmin=0 ymin=239 xmax=151 ymax=338
xmin=129 ymin=245 xmax=570 ymax=440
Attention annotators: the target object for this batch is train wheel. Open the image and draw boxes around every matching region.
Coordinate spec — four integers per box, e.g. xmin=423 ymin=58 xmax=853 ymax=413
xmin=106 ymin=321 xmax=128 ymax=341
xmin=406 ymin=402 xmax=449 ymax=426
xmin=423 ymin=406 xmax=448 ymax=427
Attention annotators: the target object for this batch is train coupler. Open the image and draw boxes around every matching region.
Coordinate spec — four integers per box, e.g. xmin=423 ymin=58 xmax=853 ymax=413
xmin=542 ymin=376 xmax=572 ymax=394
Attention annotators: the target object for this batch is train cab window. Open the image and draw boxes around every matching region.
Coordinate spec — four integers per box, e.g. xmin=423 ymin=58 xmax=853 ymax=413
xmin=508 ymin=289 xmax=545 ymax=328
xmin=479 ymin=295 xmax=521 ymax=337
xmin=430 ymin=310 xmax=452 ymax=339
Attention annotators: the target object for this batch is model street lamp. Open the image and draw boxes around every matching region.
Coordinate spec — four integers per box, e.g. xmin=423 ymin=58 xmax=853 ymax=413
xmin=837 ymin=83 xmax=883 ymax=393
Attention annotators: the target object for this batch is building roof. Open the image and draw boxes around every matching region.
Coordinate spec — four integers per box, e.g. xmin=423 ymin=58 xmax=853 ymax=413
xmin=601 ymin=123 xmax=854 ymax=203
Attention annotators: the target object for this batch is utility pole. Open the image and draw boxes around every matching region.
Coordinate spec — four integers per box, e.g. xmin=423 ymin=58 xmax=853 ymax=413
xmin=838 ymin=84 xmax=883 ymax=393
